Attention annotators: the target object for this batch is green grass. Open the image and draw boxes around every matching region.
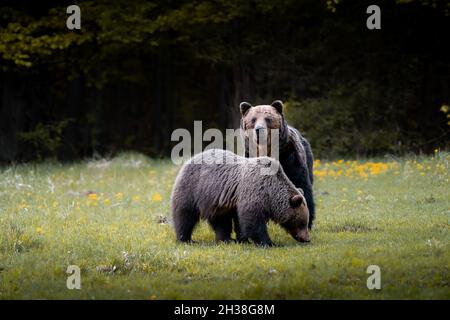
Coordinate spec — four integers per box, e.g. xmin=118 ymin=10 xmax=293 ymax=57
xmin=0 ymin=152 xmax=449 ymax=299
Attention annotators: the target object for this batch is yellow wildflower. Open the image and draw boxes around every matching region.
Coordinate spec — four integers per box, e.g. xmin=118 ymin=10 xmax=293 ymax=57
xmin=115 ymin=192 xmax=124 ymax=200
xmin=87 ymin=193 xmax=98 ymax=201
xmin=152 ymin=193 xmax=163 ymax=202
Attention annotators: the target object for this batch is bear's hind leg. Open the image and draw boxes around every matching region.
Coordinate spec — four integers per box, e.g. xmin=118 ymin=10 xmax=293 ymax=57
xmin=173 ymin=205 xmax=200 ymax=243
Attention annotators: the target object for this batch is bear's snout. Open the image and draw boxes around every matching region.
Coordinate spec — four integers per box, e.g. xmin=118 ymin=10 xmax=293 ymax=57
xmin=254 ymin=126 xmax=267 ymax=144
xmin=296 ymin=229 xmax=310 ymax=243
xmin=255 ymin=126 xmax=265 ymax=136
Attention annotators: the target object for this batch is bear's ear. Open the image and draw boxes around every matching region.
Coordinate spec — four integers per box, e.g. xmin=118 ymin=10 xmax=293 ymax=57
xmin=240 ymin=102 xmax=252 ymax=116
xmin=271 ymin=100 xmax=284 ymax=115
xmin=289 ymin=194 xmax=303 ymax=208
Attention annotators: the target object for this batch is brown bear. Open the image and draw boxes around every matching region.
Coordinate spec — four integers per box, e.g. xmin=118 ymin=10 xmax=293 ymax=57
xmin=171 ymin=149 xmax=310 ymax=246
xmin=240 ymin=100 xmax=315 ymax=229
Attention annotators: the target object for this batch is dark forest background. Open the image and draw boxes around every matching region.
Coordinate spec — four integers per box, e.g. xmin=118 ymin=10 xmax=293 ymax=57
xmin=0 ymin=0 xmax=449 ymax=162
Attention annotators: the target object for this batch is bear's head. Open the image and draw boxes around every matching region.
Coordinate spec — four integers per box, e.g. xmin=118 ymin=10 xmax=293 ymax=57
xmin=281 ymin=192 xmax=310 ymax=243
xmin=240 ymin=100 xmax=285 ymax=157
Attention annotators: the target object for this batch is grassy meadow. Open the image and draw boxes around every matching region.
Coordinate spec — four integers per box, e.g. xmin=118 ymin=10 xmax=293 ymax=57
xmin=0 ymin=152 xmax=449 ymax=299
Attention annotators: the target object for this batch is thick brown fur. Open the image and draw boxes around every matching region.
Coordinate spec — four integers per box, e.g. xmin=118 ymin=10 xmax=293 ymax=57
xmin=240 ymin=100 xmax=316 ymax=229
xmin=171 ymin=149 xmax=310 ymax=246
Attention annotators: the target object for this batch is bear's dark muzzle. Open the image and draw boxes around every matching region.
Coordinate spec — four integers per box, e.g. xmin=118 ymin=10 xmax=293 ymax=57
xmin=255 ymin=127 xmax=267 ymax=144
xmin=296 ymin=230 xmax=310 ymax=243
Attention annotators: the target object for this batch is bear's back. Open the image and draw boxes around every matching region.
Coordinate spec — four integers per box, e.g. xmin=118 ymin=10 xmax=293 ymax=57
xmin=178 ymin=150 xmax=245 ymax=213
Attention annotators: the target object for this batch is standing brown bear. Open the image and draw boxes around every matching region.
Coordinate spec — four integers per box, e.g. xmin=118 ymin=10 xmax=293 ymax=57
xmin=171 ymin=149 xmax=310 ymax=246
xmin=240 ymin=100 xmax=315 ymax=229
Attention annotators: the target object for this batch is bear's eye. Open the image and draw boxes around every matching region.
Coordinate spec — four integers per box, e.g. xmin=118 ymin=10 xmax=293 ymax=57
xmin=265 ymin=117 xmax=271 ymax=124
xmin=251 ymin=118 xmax=256 ymax=124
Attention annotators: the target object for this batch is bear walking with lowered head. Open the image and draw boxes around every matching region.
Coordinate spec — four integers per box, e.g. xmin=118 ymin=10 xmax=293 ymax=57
xmin=171 ymin=149 xmax=310 ymax=246
xmin=240 ymin=100 xmax=315 ymax=229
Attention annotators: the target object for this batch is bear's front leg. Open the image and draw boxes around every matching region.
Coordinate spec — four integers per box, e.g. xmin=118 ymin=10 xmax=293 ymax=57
xmin=240 ymin=217 xmax=274 ymax=247
xmin=209 ymin=215 xmax=234 ymax=243
xmin=251 ymin=228 xmax=274 ymax=247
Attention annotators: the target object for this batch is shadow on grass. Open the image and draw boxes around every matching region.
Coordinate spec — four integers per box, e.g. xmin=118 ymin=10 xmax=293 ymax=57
xmin=175 ymin=239 xmax=312 ymax=249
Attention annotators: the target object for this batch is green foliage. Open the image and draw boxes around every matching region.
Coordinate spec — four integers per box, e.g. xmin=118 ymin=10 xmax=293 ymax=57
xmin=285 ymin=82 xmax=403 ymax=158
xmin=0 ymin=0 xmax=314 ymax=71
xmin=0 ymin=1 xmax=239 ymax=68
xmin=19 ymin=119 xmax=73 ymax=160
xmin=327 ymin=0 xmax=450 ymax=15
xmin=0 ymin=1 xmax=448 ymax=160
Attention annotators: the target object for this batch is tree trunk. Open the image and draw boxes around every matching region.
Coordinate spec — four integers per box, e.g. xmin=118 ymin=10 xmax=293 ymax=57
xmin=0 ymin=72 xmax=26 ymax=162
xmin=60 ymin=74 xmax=84 ymax=161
